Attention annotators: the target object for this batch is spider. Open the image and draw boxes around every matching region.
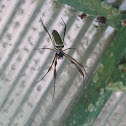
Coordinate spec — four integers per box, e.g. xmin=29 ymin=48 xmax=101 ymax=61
xmin=34 ymin=18 xmax=88 ymax=98
xmin=79 ymin=12 xmax=87 ymax=19
xmin=96 ymin=11 xmax=107 ymax=25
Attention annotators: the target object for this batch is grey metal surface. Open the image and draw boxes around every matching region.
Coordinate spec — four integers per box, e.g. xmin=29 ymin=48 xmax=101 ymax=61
xmin=0 ymin=0 xmax=116 ymax=126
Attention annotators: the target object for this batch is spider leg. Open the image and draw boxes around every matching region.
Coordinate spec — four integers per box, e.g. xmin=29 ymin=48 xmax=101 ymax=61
xmin=64 ymin=54 xmax=84 ymax=81
xmin=40 ymin=18 xmax=55 ymax=46
xmin=33 ymin=48 xmax=56 ymax=52
xmin=65 ymin=55 xmax=89 ymax=97
xmin=61 ymin=18 xmax=66 ymax=43
xmin=64 ymin=53 xmax=88 ymax=78
xmin=63 ymin=48 xmax=80 ymax=54
xmin=53 ymin=54 xmax=57 ymax=100
xmin=36 ymin=54 xmax=56 ymax=84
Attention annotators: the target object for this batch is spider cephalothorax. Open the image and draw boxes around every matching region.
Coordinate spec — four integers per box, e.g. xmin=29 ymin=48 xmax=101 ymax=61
xmin=56 ymin=48 xmax=64 ymax=59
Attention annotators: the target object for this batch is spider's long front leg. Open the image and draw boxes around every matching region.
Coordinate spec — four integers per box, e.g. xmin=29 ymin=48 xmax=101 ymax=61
xmin=53 ymin=54 xmax=57 ymax=100
xmin=61 ymin=18 xmax=66 ymax=43
xmin=36 ymin=54 xmax=56 ymax=84
xmin=40 ymin=18 xmax=55 ymax=46
xmin=64 ymin=53 xmax=88 ymax=78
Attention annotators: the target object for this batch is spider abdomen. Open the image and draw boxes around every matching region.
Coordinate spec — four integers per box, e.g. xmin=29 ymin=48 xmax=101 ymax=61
xmin=52 ymin=30 xmax=64 ymax=48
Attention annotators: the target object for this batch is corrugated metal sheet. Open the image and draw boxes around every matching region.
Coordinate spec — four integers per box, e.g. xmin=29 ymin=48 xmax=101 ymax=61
xmin=94 ymin=92 xmax=126 ymax=126
xmin=0 ymin=0 xmax=118 ymax=126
